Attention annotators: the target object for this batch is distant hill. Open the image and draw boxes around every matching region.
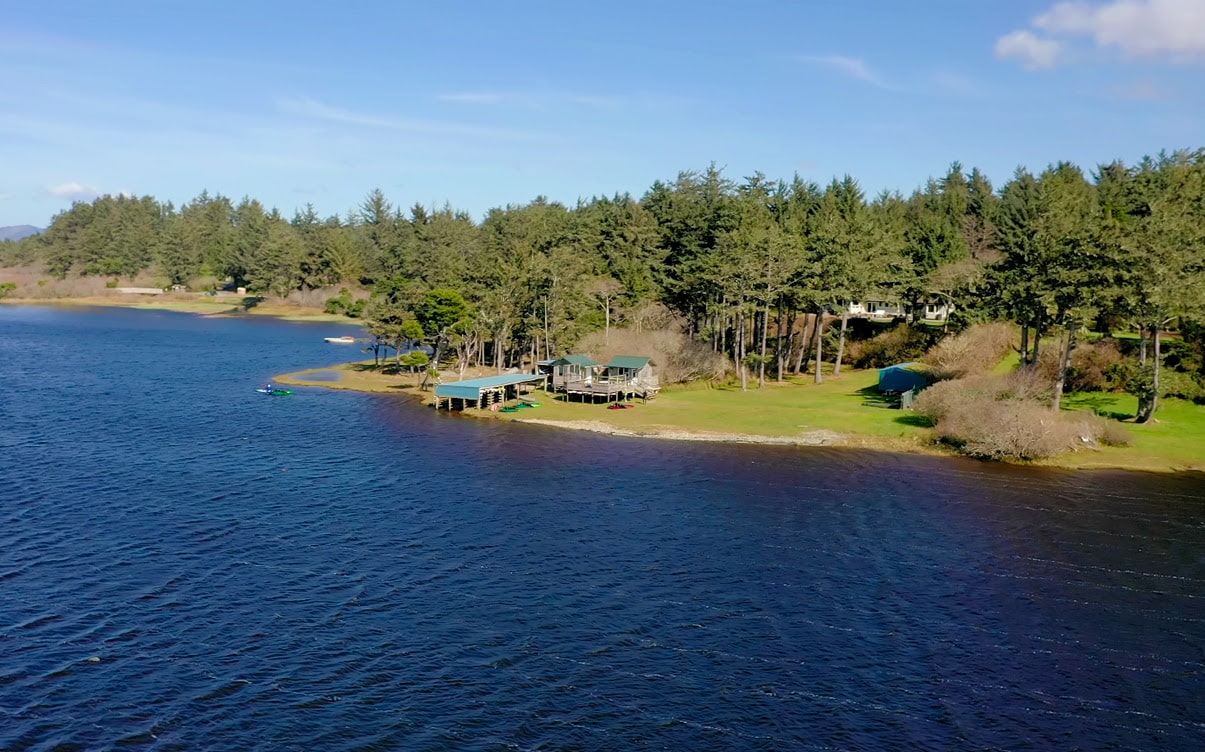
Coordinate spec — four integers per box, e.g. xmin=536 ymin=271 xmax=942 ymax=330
xmin=0 ymin=225 xmax=43 ymax=241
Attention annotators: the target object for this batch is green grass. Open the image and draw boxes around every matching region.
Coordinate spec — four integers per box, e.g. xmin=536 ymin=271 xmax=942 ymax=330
xmin=285 ymin=358 xmax=1205 ymax=473
xmin=510 ymin=367 xmax=929 ymax=447
xmin=1059 ymin=392 xmax=1205 ymax=471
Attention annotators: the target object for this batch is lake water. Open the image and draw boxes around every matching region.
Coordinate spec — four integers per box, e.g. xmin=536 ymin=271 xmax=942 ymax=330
xmin=1 ymin=305 xmax=1202 ymax=751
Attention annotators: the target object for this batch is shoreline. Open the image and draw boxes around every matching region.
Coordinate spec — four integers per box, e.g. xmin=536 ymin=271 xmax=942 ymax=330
xmin=0 ymin=294 xmax=357 ymax=323
xmin=273 ymin=362 xmax=1203 ymax=474
xmin=5 ymin=300 xmax=1198 ymax=474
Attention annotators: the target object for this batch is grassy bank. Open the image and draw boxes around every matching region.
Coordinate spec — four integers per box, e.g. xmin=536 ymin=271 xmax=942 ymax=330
xmin=276 ymin=361 xmax=1205 ymax=473
xmin=1 ymin=294 xmax=357 ymax=323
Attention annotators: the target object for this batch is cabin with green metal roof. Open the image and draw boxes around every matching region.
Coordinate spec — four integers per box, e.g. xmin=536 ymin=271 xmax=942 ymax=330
xmin=548 ymin=353 xmax=660 ymax=403
xmin=548 ymin=354 xmax=599 ymax=390
xmin=603 ymin=356 xmax=656 ymax=388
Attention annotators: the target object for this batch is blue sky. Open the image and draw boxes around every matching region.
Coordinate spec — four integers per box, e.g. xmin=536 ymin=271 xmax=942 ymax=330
xmin=2 ymin=0 xmax=1203 ymax=228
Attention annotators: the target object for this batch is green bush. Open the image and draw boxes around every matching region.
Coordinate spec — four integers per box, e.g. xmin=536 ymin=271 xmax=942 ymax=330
xmin=324 ymin=288 xmax=352 ymax=315
xmin=399 ymin=350 xmax=430 ymax=373
xmin=325 ymin=288 xmax=366 ymax=317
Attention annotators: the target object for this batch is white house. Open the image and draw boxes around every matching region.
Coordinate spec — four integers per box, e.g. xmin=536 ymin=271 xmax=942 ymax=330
xmin=845 ymin=299 xmax=954 ymax=322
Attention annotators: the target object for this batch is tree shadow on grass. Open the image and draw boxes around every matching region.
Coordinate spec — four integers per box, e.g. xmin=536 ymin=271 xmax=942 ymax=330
xmin=894 ymin=413 xmax=932 ymax=428
xmin=856 ymin=384 xmax=898 ymax=409
xmin=1063 ymin=394 xmax=1135 ymax=421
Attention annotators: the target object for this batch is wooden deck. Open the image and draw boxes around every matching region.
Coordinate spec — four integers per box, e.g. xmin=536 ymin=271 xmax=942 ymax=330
xmin=558 ymin=380 xmax=659 ymax=403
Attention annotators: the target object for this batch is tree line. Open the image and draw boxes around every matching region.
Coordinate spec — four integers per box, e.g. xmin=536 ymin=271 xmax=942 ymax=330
xmin=3 ymin=151 xmax=1203 ymax=418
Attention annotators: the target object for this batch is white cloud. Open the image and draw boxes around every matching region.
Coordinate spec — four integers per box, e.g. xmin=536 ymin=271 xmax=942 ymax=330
xmin=1037 ymin=0 xmax=1205 ymax=58
xmin=45 ymin=182 xmax=99 ymax=201
xmin=995 ymin=30 xmax=1064 ymax=69
xmin=799 ymin=55 xmax=891 ymax=88
xmin=998 ymin=0 xmax=1205 ymax=68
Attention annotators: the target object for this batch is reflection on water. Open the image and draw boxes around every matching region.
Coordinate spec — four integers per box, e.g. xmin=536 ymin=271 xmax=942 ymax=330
xmin=0 ymin=305 xmax=1202 ymax=751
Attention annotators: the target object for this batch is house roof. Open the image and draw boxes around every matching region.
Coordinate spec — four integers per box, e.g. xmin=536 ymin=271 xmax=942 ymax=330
xmin=435 ymin=373 xmax=546 ymax=400
xmin=606 ymin=355 xmax=651 ymax=370
xmin=550 ymin=354 xmax=598 ymax=367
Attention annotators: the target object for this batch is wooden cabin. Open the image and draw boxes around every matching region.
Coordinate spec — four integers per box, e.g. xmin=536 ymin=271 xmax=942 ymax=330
xmin=550 ymin=353 xmax=659 ymax=403
xmin=602 ymin=356 xmax=658 ymax=390
xmin=549 ymin=354 xmax=599 ymax=390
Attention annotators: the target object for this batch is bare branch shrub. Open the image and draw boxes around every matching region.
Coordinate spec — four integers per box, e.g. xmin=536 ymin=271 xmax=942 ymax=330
xmin=577 ymin=327 xmax=728 ymax=383
xmin=922 ymin=322 xmax=1016 ymax=381
xmin=625 ymin=302 xmax=679 ymax=333
xmin=913 ymin=372 xmax=1131 ymax=460
xmin=1067 ymin=339 xmax=1126 ymax=392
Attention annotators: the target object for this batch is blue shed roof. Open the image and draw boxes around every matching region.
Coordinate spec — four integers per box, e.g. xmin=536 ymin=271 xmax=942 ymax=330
xmin=435 ymin=373 xmax=546 ymax=400
xmin=877 ymin=362 xmax=927 ymax=392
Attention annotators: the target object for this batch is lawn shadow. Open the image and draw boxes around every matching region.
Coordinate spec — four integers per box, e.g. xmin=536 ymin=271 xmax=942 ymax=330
xmin=856 ymin=384 xmax=899 ymax=409
xmin=1063 ymin=394 xmax=1136 ymax=421
xmin=894 ymin=413 xmax=932 ymax=428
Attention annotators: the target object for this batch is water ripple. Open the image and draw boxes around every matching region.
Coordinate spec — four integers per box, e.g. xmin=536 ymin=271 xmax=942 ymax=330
xmin=0 ymin=306 xmax=1202 ymax=751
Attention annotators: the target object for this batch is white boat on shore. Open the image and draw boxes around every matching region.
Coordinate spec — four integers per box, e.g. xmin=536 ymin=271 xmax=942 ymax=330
xmin=324 ymin=336 xmax=356 ymax=344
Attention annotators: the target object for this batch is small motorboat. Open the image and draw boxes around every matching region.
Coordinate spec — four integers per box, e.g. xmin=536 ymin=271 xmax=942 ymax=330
xmin=324 ymin=336 xmax=356 ymax=344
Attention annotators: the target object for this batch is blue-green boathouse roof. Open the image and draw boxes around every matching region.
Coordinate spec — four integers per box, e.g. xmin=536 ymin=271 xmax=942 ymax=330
xmin=434 ymin=373 xmax=546 ymax=400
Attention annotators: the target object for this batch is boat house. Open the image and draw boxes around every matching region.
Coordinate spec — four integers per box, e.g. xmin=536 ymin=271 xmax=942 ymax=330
xmin=433 ymin=373 xmax=547 ymax=411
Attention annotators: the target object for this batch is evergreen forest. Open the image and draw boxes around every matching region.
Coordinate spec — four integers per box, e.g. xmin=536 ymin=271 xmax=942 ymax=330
xmin=3 ymin=152 xmax=1204 ymax=425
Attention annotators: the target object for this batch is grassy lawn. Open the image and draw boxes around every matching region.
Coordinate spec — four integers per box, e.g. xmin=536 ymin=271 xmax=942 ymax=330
xmin=1059 ymin=393 xmax=1205 ymax=471
xmin=278 ymin=360 xmax=1205 ymax=472
xmin=474 ymin=366 xmax=931 ymax=451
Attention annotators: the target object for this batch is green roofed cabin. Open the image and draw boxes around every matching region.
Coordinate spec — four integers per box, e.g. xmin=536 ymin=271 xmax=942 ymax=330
xmin=433 ymin=373 xmax=547 ymax=411
xmin=549 ymin=354 xmax=598 ymax=391
xmin=603 ymin=356 xmax=656 ymax=388
xmin=550 ymin=353 xmax=659 ymax=403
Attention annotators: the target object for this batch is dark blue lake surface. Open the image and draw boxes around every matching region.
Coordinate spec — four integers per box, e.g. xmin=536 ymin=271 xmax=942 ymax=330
xmin=1 ymin=305 xmax=1202 ymax=751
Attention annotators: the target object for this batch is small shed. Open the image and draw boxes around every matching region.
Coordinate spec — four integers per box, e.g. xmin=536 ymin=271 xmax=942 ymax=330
xmin=878 ymin=362 xmax=928 ymax=393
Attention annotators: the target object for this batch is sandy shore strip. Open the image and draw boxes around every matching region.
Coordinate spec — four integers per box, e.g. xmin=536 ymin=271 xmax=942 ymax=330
xmin=516 ymin=418 xmax=844 ymax=446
